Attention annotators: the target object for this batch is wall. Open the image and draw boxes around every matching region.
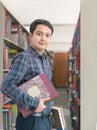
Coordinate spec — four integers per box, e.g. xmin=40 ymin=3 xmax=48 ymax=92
xmin=48 ymin=24 xmax=76 ymax=52
xmin=81 ymin=0 xmax=97 ymax=130
xmin=48 ymin=24 xmax=75 ymax=52
xmin=51 ymin=25 xmax=76 ymax=42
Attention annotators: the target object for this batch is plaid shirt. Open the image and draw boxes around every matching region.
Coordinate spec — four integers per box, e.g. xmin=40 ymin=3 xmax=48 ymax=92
xmin=1 ymin=45 xmax=53 ymax=115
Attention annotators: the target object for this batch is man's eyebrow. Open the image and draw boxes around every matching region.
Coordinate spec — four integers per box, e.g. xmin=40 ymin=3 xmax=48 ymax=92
xmin=36 ymin=31 xmax=51 ymax=35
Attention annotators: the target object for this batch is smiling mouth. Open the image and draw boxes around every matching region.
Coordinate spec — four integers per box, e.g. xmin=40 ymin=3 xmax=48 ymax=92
xmin=39 ymin=42 xmax=46 ymax=45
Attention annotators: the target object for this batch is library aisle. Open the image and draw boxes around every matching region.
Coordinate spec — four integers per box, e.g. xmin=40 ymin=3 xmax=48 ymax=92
xmin=54 ymin=87 xmax=73 ymax=130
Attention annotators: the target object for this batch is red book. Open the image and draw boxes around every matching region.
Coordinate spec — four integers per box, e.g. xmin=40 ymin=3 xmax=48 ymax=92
xmin=3 ymin=43 xmax=8 ymax=69
xmin=18 ymin=72 xmax=58 ymax=118
xmin=3 ymin=104 xmax=12 ymax=109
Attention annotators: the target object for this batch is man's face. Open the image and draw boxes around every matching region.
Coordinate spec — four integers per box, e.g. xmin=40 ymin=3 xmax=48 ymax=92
xmin=29 ymin=24 xmax=52 ymax=55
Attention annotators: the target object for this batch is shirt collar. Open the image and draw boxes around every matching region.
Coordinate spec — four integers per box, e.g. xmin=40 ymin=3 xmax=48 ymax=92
xmin=27 ymin=45 xmax=47 ymax=59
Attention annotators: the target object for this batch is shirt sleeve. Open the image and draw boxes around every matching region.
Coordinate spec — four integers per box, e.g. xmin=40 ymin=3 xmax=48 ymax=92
xmin=1 ymin=53 xmax=39 ymax=111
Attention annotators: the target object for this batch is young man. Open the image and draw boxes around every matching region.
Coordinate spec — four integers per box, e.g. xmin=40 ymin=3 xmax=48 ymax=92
xmin=1 ymin=19 xmax=54 ymax=130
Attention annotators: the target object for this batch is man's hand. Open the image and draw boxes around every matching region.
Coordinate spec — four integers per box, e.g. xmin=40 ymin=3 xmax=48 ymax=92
xmin=34 ymin=97 xmax=50 ymax=113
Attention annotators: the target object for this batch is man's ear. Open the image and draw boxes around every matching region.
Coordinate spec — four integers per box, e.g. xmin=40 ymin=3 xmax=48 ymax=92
xmin=29 ymin=32 xmax=32 ymax=38
xmin=29 ymin=32 xmax=33 ymax=42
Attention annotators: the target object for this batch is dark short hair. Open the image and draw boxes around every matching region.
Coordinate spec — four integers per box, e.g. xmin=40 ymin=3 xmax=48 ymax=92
xmin=30 ymin=19 xmax=54 ymax=34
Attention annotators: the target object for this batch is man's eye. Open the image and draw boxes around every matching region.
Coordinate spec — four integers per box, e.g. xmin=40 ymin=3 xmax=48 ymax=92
xmin=46 ymin=34 xmax=51 ymax=38
xmin=37 ymin=32 xmax=42 ymax=36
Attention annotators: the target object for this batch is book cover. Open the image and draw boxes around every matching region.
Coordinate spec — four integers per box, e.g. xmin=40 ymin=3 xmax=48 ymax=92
xmin=51 ymin=106 xmax=66 ymax=130
xmin=18 ymin=73 xmax=58 ymax=118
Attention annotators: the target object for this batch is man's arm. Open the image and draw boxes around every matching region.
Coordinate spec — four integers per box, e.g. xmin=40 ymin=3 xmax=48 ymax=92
xmin=1 ymin=54 xmax=39 ymax=111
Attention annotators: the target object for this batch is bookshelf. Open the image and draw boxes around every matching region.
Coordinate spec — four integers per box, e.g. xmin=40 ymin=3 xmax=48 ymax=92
xmin=0 ymin=2 xmax=29 ymax=129
xmin=68 ymin=15 xmax=80 ymax=130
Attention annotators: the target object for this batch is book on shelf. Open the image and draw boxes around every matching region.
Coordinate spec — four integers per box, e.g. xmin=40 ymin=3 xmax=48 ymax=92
xmin=3 ymin=109 xmax=9 ymax=130
xmin=10 ymin=23 xmax=19 ymax=44
xmin=51 ymin=106 xmax=66 ymax=130
xmin=3 ymin=43 xmax=8 ymax=69
xmin=4 ymin=12 xmax=11 ymax=39
xmin=18 ymin=72 xmax=58 ymax=118
xmin=3 ymin=107 xmax=12 ymax=130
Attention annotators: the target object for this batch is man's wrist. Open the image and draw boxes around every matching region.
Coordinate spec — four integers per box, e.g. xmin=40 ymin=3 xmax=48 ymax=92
xmin=30 ymin=97 xmax=39 ymax=110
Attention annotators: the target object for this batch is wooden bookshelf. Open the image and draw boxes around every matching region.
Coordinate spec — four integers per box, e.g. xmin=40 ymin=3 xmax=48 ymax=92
xmin=0 ymin=2 xmax=29 ymax=129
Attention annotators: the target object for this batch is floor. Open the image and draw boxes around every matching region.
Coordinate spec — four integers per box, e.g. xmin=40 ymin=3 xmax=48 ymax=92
xmin=54 ymin=87 xmax=73 ymax=130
